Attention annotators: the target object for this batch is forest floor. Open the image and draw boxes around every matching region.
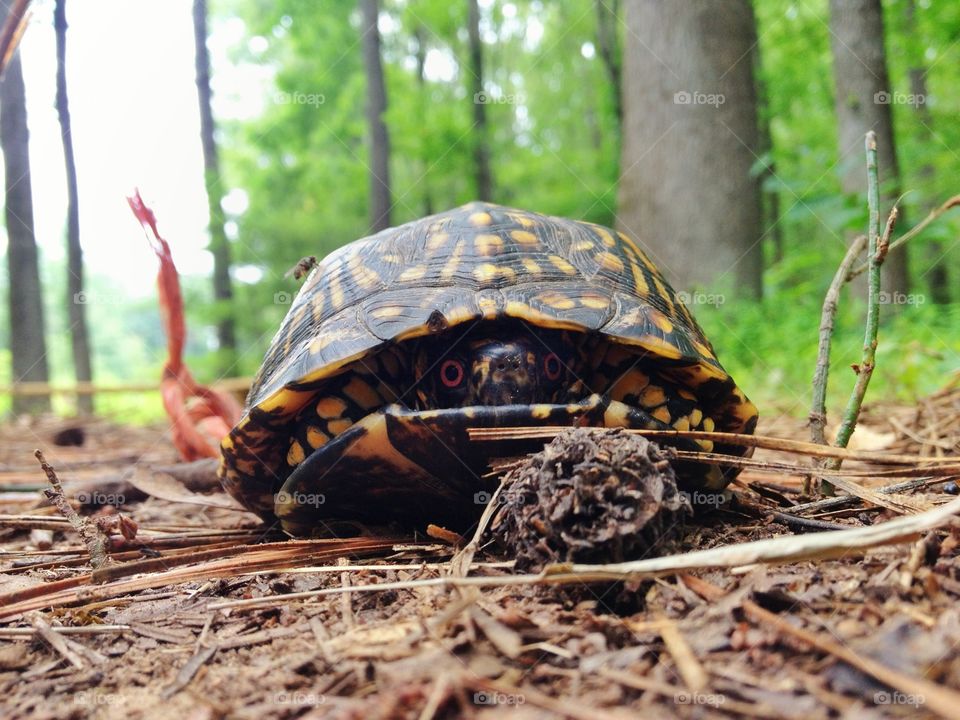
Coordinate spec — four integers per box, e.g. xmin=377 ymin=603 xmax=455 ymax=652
xmin=0 ymin=381 xmax=958 ymax=720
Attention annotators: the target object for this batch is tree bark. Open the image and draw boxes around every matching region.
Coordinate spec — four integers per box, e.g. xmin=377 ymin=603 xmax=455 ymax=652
xmin=1 ymin=8 xmax=50 ymax=414
xmin=192 ymin=0 xmax=235 ymax=361
xmin=414 ymin=24 xmax=433 ymax=216
xmin=904 ymin=0 xmax=947 ymax=303
xmin=361 ymin=0 xmax=392 ymax=231
xmin=752 ymin=33 xmax=783 ymax=265
xmin=55 ymin=0 xmax=93 ymax=415
xmin=595 ymin=0 xmax=622 ymax=125
xmin=467 ymin=0 xmax=493 ymax=201
xmin=617 ymin=0 xmax=763 ymax=298
xmin=829 ymin=0 xmax=908 ymax=295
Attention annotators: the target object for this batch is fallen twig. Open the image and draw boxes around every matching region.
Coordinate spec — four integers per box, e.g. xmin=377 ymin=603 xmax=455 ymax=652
xmin=35 ymin=449 xmax=112 ymax=569
xmin=682 ymin=576 xmax=960 ymax=720
xmin=778 ymin=476 xmax=945 ymax=516
xmin=0 ymin=537 xmax=408 ymax=619
xmin=469 ymin=426 xmax=958 ymax=465
xmin=161 ymin=642 xmax=218 ymax=699
xmin=207 ymin=496 xmax=960 ymax=610
xmin=25 ymin=612 xmax=87 ymax=669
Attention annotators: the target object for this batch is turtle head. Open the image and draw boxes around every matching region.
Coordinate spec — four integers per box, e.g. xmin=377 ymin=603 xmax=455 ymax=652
xmin=415 ymin=328 xmax=576 ymax=408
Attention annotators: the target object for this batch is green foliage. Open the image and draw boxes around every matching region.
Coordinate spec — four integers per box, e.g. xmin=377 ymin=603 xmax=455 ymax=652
xmin=3 ymin=0 xmax=957 ymax=423
xmin=219 ymin=0 xmax=622 ymax=363
xmin=703 ymin=285 xmax=960 ymax=420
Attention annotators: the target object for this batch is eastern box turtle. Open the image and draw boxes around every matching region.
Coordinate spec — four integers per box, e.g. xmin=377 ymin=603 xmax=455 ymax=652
xmin=220 ymin=203 xmax=758 ymax=535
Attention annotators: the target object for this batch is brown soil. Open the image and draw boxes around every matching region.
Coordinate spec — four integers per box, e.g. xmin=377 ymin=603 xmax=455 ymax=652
xmin=0 ymin=390 xmax=958 ymax=720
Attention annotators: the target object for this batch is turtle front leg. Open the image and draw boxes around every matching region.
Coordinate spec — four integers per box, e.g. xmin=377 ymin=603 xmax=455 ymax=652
xmin=286 ymin=369 xmax=402 ymax=469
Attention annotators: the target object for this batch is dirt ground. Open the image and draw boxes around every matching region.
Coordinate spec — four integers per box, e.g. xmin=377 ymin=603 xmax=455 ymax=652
xmin=0 ymin=387 xmax=958 ymax=719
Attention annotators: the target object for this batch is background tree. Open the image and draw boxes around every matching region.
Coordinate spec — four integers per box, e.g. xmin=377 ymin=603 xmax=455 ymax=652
xmin=467 ymin=0 xmax=493 ymax=201
xmin=903 ymin=0 xmax=947 ymax=303
xmin=617 ymin=0 xmax=763 ymax=297
xmin=829 ymin=0 xmax=908 ymax=295
xmin=1 ymin=2 xmax=50 ymax=413
xmin=594 ymin=0 xmax=621 ymax=127
xmin=193 ymin=0 xmax=236 ymax=368
xmin=361 ymin=0 xmax=392 ymax=231
xmin=55 ymin=0 xmax=93 ymax=414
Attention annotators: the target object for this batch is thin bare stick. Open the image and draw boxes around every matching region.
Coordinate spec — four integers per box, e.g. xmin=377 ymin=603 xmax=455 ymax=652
xmin=848 ymin=193 xmax=960 ymax=280
xmin=742 ymin=598 xmax=960 ymax=720
xmin=26 ymin=612 xmax=86 ymax=669
xmin=35 ymin=449 xmax=112 ymax=570
xmin=207 ymin=496 xmax=960 ymax=611
xmin=469 ymin=427 xmax=958 ymax=465
xmin=831 ymin=133 xmax=895 ymax=460
xmin=809 ymin=233 xmax=868 ymax=448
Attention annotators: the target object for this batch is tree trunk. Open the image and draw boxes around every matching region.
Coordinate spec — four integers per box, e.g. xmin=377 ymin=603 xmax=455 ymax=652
xmin=414 ymin=25 xmax=433 ymax=216
xmin=829 ymin=0 xmax=908 ymax=295
xmin=616 ymin=0 xmax=763 ymax=298
xmin=905 ymin=0 xmax=948 ymax=303
xmin=595 ymin=0 xmax=622 ymax=125
xmin=1 ymin=12 xmax=50 ymax=414
xmin=752 ymin=34 xmax=783 ymax=265
xmin=467 ymin=0 xmax=493 ymax=201
xmin=55 ymin=0 xmax=93 ymax=415
xmin=192 ymin=0 xmax=235 ymax=362
xmin=361 ymin=0 xmax=392 ymax=231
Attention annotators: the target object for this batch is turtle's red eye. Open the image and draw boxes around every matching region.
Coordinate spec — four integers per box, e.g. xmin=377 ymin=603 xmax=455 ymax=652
xmin=440 ymin=359 xmax=465 ymax=388
xmin=543 ymin=353 xmax=562 ymax=381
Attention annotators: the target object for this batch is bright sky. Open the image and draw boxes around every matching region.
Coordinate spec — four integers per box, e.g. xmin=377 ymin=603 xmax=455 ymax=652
xmin=11 ymin=0 xmax=265 ymax=296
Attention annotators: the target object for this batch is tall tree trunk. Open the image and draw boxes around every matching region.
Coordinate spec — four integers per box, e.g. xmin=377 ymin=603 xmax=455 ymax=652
xmin=753 ymin=36 xmax=783 ymax=265
xmin=414 ymin=25 xmax=433 ymax=216
xmin=617 ymin=0 xmax=763 ymax=298
xmin=192 ymin=0 xmax=235 ymax=363
xmin=467 ymin=0 xmax=493 ymax=201
xmin=361 ymin=0 xmax=392 ymax=231
xmin=55 ymin=0 xmax=93 ymax=414
xmin=594 ymin=0 xmax=622 ymax=126
xmin=1 ymin=10 xmax=50 ymax=414
xmin=905 ymin=0 xmax=948 ymax=303
xmin=829 ymin=0 xmax=908 ymax=295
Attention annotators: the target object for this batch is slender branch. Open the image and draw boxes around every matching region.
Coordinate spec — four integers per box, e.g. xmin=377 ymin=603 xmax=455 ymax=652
xmin=809 ymin=233 xmax=868 ymax=448
xmin=848 ymin=193 xmax=960 ymax=280
xmin=831 ymin=132 xmax=894 ymax=461
xmin=35 ymin=449 xmax=112 ymax=569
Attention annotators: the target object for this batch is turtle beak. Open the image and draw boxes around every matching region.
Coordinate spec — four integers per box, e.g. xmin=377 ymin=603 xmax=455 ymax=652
xmin=473 ymin=347 xmax=536 ymax=405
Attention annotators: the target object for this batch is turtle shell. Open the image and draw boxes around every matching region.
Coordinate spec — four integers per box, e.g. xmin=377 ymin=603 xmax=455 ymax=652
xmin=219 ymin=202 xmax=758 ymax=526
